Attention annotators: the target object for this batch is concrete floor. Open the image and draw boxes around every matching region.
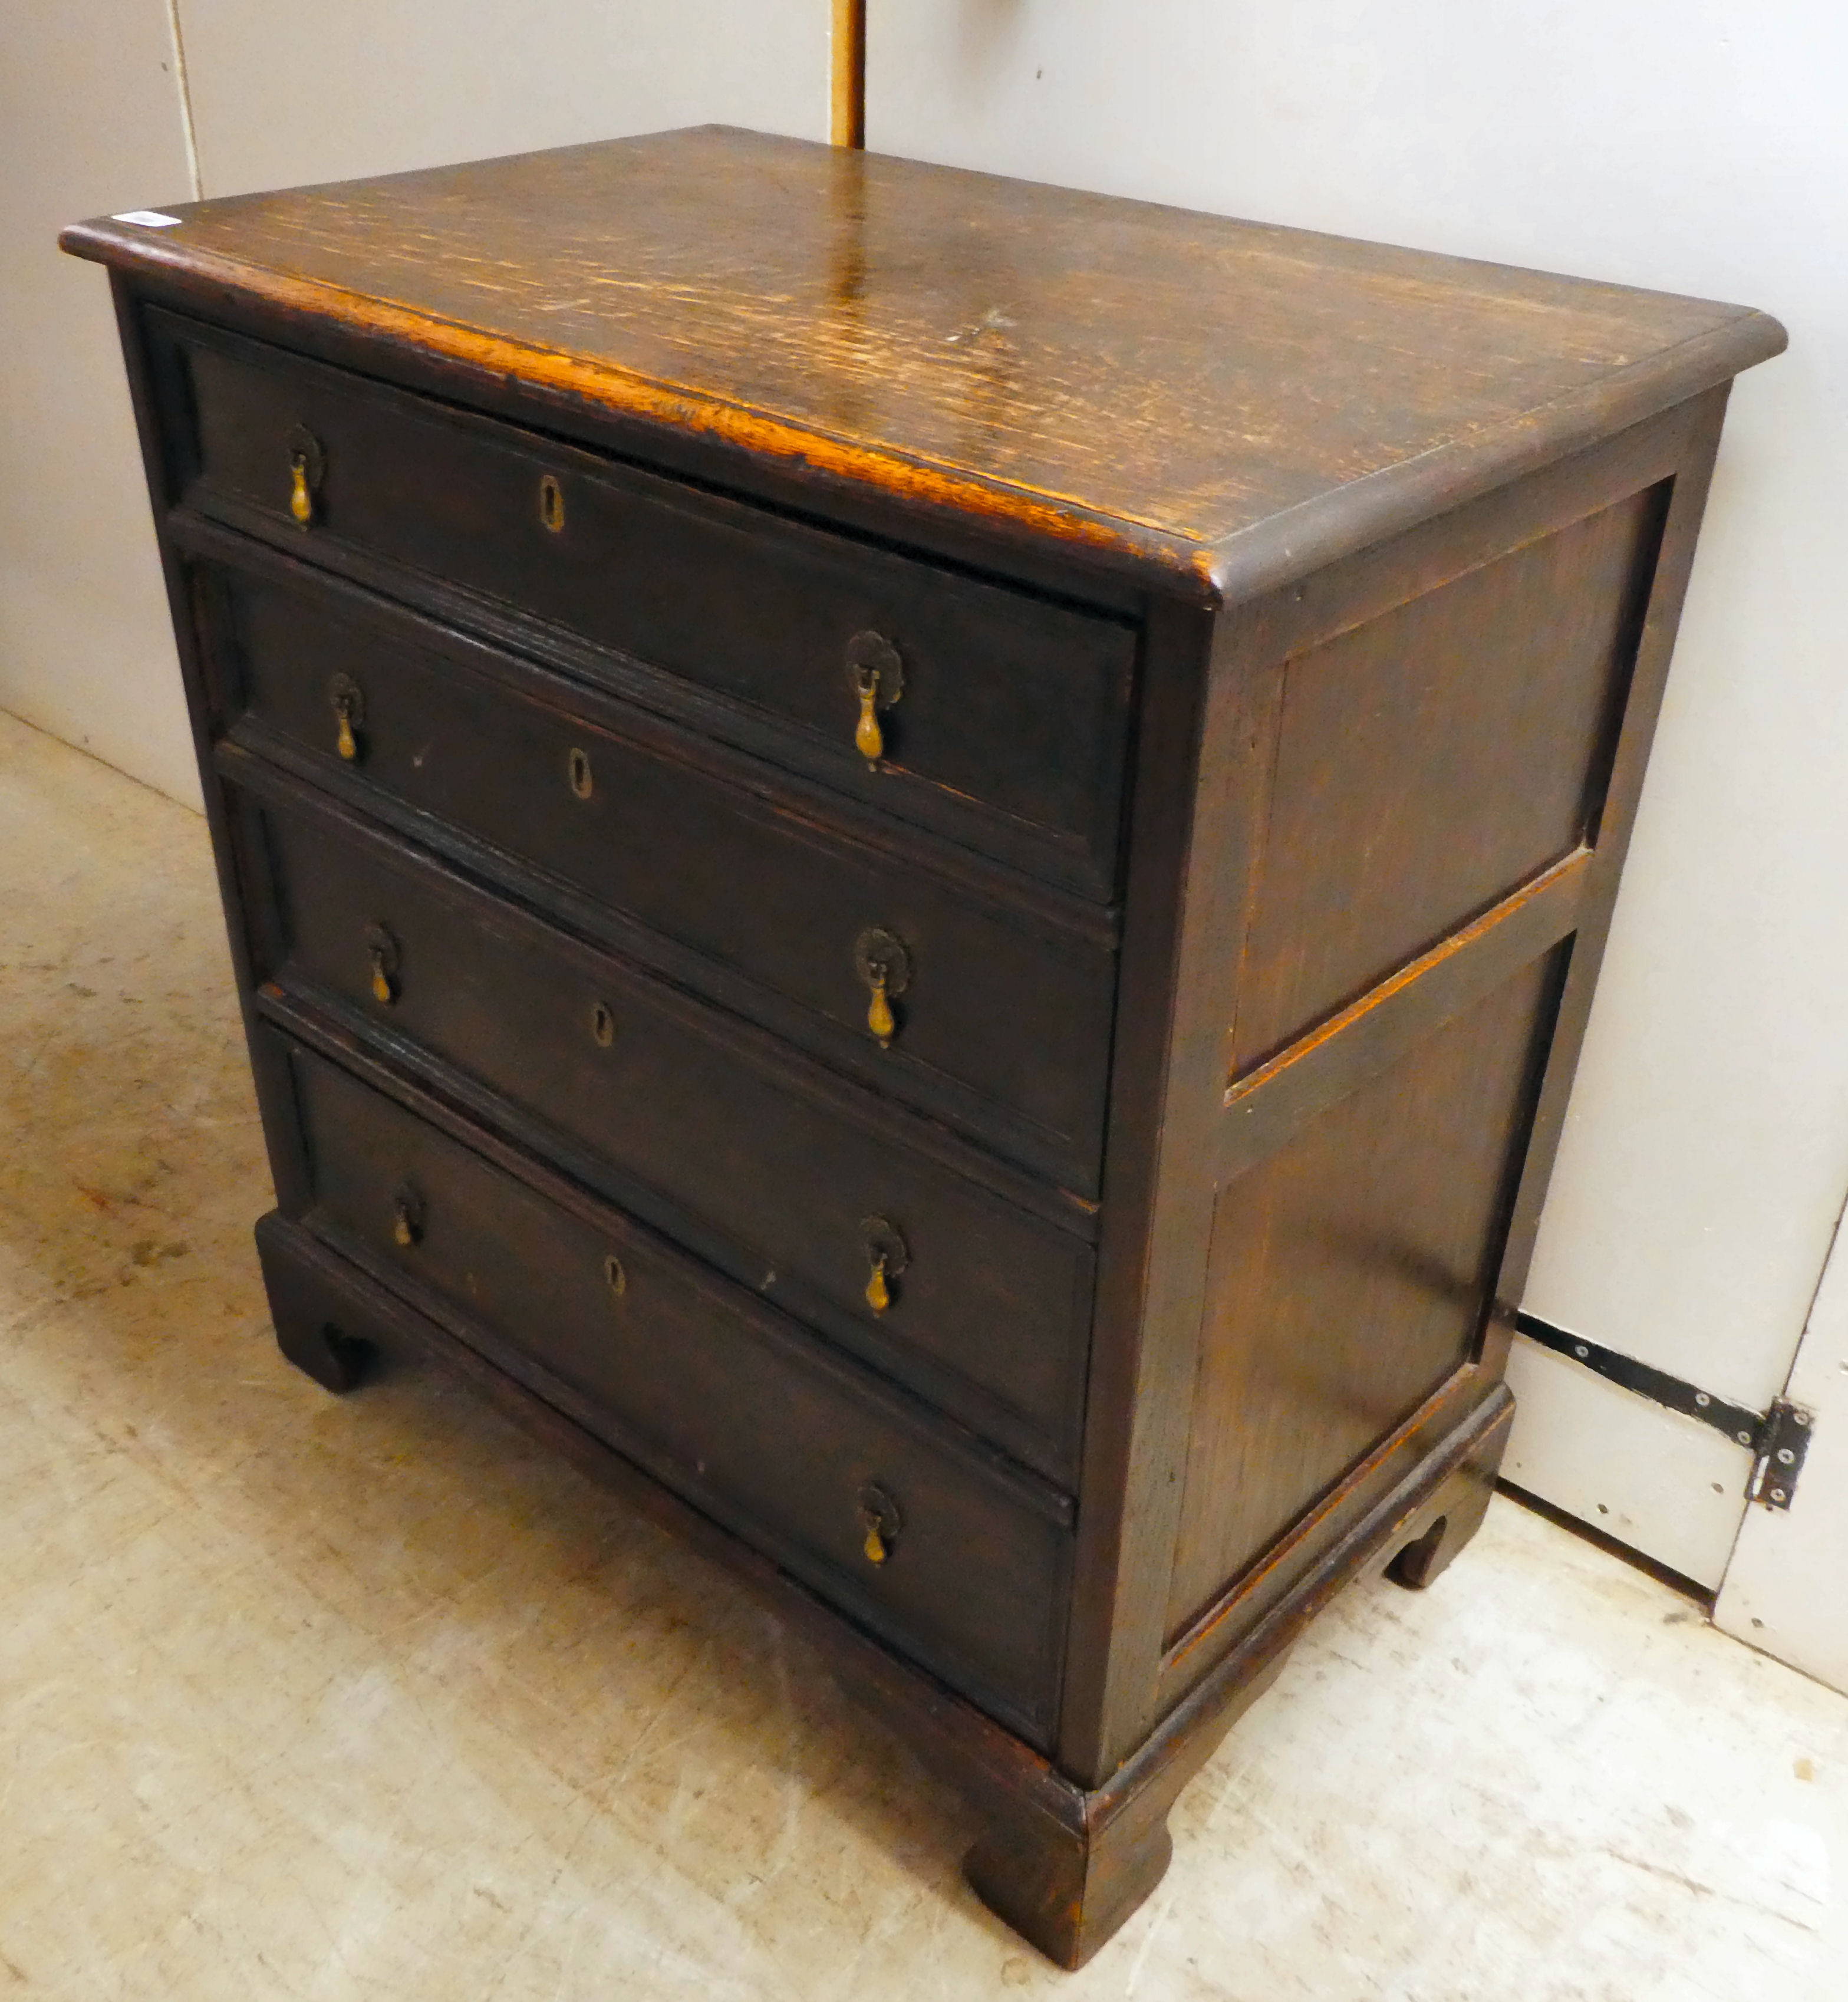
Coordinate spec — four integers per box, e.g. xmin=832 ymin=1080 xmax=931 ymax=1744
xmin=2 ymin=705 xmax=1844 ymax=2001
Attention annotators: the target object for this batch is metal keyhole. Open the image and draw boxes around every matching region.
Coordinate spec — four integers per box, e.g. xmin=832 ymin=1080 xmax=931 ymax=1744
xmin=590 ymin=1000 xmax=615 ymax=1047
xmin=567 ymin=746 xmax=594 ymax=799
xmin=602 ymin=1253 xmax=627 ymax=1298
xmin=539 ymin=473 xmax=565 ymax=533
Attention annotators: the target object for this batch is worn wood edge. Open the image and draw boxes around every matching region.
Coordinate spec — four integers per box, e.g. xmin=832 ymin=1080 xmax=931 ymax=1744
xmin=1230 ymin=400 xmax=1702 ymax=677
xmin=132 ymin=272 xmax=1159 ymax=620
xmin=60 ymin=220 xmax=1218 ymax=590
xmin=64 ymin=219 xmax=1782 ymax=608
xmin=1218 ymin=846 xmax=1594 ymax=1174
xmin=257 ymin=1209 xmax=1088 ymax=1823
xmin=1204 ymin=310 xmax=1786 ymax=610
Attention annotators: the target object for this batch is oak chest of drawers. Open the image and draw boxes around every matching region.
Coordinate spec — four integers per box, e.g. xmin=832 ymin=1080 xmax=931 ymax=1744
xmin=65 ymin=128 xmax=1783 ymax=1965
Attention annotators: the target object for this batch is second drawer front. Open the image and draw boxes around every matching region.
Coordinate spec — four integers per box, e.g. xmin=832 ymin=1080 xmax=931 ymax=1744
xmin=239 ymin=776 xmax=1095 ymax=1481
xmin=215 ymin=559 xmax=1116 ymax=1190
xmin=284 ymin=1040 xmax=1070 ymax=1745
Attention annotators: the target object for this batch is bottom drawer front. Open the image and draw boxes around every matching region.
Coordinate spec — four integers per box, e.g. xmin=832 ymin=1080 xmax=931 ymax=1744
xmin=287 ymin=1042 xmax=1068 ymax=1741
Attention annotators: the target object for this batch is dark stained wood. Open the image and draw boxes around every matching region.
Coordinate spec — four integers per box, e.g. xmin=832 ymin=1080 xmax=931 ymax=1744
xmin=201 ymin=546 xmax=1119 ymax=1192
xmin=157 ymin=309 xmax=1138 ymax=900
xmin=1228 ymin=488 xmax=1662 ymax=1073
xmin=1168 ymin=949 xmax=1564 ymax=1635
xmin=71 ymin=132 xmax=1783 ymax=1967
xmin=61 ymin=129 xmax=1782 ymax=588
xmin=1052 ymin=392 xmax=1751 ymax=1786
xmin=1054 ymin=594 xmax=1266 ymax=1785
xmin=231 ymin=767 xmax=1096 ymax=1483
xmin=282 ymin=1032 xmax=1073 ymax=1746
xmin=1218 ymin=847 xmax=1592 ymax=1183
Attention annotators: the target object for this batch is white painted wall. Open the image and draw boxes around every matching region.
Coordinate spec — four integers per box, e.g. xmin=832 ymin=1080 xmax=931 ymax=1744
xmin=176 ymin=0 xmax=827 ymax=197
xmin=867 ymin=2 xmax=1848 ymax=1574
xmin=0 ymin=4 xmax=199 ymax=804
xmin=0 ymin=1 xmax=829 ymax=808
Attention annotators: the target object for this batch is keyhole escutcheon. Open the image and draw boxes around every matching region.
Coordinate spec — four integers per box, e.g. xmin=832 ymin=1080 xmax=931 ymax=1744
xmin=539 ymin=473 xmax=565 ymax=533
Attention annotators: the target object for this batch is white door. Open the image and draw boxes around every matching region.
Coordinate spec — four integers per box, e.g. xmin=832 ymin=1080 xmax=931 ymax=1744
xmin=1714 ymin=1200 xmax=1848 ymax=1693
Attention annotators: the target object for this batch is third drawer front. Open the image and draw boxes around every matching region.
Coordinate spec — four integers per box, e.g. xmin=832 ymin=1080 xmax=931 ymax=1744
xmin=213 ymin=558 xmax=1115 ymax=1193
xmin=282 ymin=1037 xmax=1072 ymax=1747
xmin=237 ymin=772 xmax=1095 ymax=1483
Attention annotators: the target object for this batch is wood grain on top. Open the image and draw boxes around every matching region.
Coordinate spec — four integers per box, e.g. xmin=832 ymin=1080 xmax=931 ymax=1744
xmin=63 ymin=126 xmax=1784 ymax=591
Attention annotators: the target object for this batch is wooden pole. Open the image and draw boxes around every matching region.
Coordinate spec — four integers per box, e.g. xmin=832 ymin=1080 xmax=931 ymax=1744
xmin=831 ymin=0 xmax=866 ymax=148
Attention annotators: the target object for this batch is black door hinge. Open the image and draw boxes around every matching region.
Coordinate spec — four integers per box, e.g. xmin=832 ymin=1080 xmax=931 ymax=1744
xmin=1747 ymin=1400 xmax=1814 ymax=1512
xmin=1516 ymin=1313 xmax=1815 ymax=1510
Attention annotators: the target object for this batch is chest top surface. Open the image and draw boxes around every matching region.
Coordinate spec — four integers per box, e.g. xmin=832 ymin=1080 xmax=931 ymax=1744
xmin=63 ymin=124 xmax=1783 ymax=592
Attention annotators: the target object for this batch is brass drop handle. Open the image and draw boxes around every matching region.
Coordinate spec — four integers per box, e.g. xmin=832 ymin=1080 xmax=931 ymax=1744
xmin=857 ymin=1480 xmax=902 ymax=1567
xmin=854 ymin=669 xmax=883 ymax=763
xmin=853 ymin=927 xmax=912 ymax=1049
xmin=861 ymin=1216 xmax=909 ymax=1316
xmin=844 ymin=631 xmax=904 ymax=768
xmin=867 ymin=964 xmax=894 ymax=1046
xmin=285 ymin=423 xmax=324 ymax=527
xmin=330 ymin=673 xmax=364 ymax=762
xmin=391 ymin=1184 xmax=424 ymax=1248
xmin=364 ymin=921 xmax=400 ymax=1006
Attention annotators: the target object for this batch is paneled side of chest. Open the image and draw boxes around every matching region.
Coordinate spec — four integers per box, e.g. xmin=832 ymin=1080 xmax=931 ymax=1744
xmin=119 ymin=297 xmax=1155 ymax=1756
xmin=1053 ymin=385 xmax=1735 ymax=1799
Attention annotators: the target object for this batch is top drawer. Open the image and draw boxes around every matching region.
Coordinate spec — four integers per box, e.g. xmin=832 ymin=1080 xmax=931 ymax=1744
xmin=153 ymin=312 xmax=1138 ymax=898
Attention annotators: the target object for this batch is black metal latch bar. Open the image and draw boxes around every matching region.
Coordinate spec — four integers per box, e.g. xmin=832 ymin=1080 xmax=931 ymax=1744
xmin=1516 ymin=1312 xmax=1814 ymax=1510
